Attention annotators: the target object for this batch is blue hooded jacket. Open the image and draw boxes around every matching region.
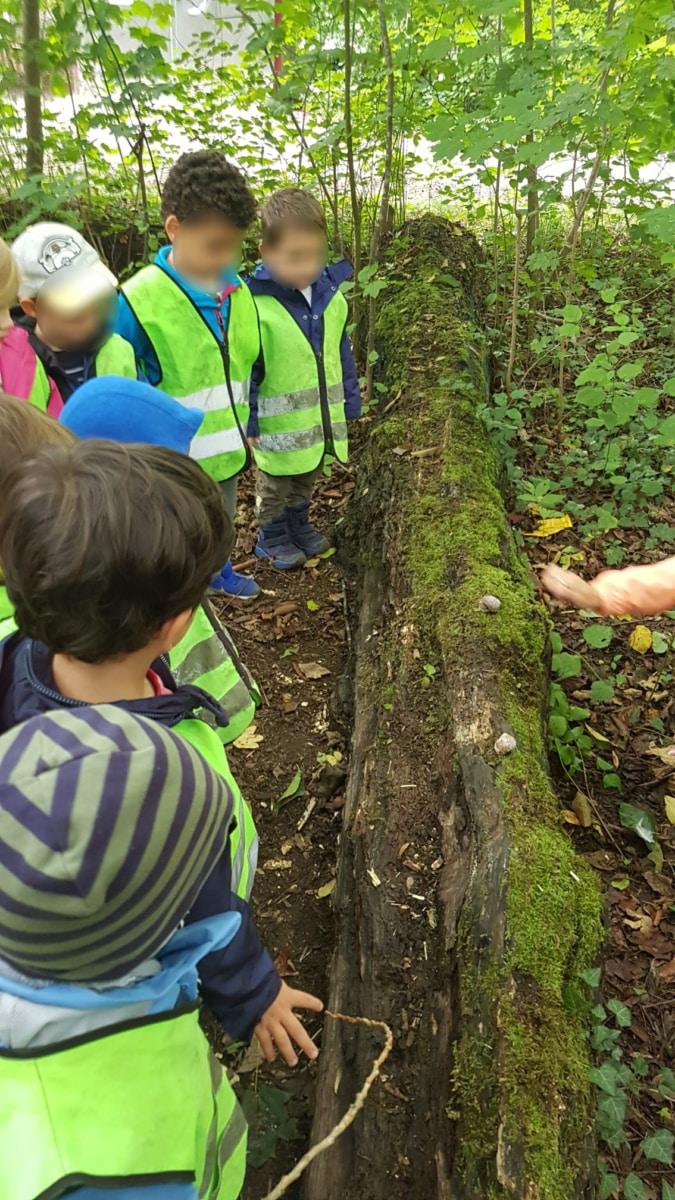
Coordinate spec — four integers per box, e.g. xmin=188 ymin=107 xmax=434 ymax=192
xmin=0 ymin=634 xmax=280 ymax=1044
xmin=246 ymin=259 xmax=361 ymax=438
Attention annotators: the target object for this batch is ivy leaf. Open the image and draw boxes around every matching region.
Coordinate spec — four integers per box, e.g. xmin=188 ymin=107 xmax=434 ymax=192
xmin=597 ymin=1089 xmax=627 ymax=1147
xmin=624 ymin=1175 xmax=647 ymax=1200
xmin=652 ymin=631 xmax=669 ymax=655
xmin=606 ymin=997 xmax=631 ymax=1027
xmin=641 ymin=1129 xmax=674 ymax=1164
xmin=598 ymin=1172 xmax=619 ymax=1200
xmin=663 ymin=1182 xmax=675 ymax=1200
xmin=580 ymin=966 xmax=601 ymax=987
xmin=590 ymin=1061 xmax=621 ymax=1095
xmin=663 ymin=376 xmax=675 ymax=397
xmin=619 ymin=803 xmax=657 ymax=846
xmin=583 ymin=624 xmax=614 ymax=649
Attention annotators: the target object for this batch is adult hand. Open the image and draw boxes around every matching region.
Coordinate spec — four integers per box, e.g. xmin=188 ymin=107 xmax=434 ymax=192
xmin=541 ymin=564 xmax=599 ymax=611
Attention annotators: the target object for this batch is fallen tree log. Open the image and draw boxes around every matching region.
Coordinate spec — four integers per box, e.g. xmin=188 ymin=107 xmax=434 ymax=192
xmin=304 ymin=217 xmax=602 ymax=1200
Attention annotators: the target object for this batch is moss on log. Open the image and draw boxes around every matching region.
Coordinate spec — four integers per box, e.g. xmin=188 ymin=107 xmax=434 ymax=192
xmin=304 ymin=217 xmax=602 ymax=1200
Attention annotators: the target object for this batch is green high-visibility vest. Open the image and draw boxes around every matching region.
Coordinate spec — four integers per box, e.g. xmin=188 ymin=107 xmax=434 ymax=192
xmin=0 ymin=584 xmax=15 ymax=641
xmin=252 ymin=291 xmax=349 ymax=477
xmin=176 ymin=715 xmax=258 ymax=903
xmin=29 ymin=334 xmax=136 ymax=413
xmin=0 ymin=1006 xmax=246 ymax=1200
xmin=170 ymin=602 xmax=260 ymax=746
xmin=122 ymin=267 xmax=260 ymax=482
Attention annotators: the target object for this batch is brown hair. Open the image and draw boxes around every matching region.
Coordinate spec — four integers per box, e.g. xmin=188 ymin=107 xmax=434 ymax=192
xmin=0 ymin=440 xmax=232 ymax=662
xmin=0 ymin=240 xmax=19 ymax=309
xmin=260 ymin=188 xmax=327 ymax=246
xmin=0 ymin=394 xmax=74 ymax=499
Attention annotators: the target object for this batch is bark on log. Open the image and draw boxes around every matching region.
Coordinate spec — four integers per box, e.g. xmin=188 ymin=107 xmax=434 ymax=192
xmin=304 ymin=217 xmax=602 ymax=1200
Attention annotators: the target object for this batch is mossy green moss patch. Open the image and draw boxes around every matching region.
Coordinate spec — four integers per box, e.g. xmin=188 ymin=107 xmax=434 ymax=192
xmin=370 ymin=215 xmax=602 ymax=1196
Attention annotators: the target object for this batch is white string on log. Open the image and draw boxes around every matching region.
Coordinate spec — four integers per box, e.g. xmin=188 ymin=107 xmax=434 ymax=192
xmin=260 ymin=1010 xmax=394 ymax=1200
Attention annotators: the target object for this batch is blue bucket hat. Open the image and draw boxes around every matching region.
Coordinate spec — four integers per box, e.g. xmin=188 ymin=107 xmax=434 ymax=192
xmin=60 ymin=376 xmax=203 ymax=454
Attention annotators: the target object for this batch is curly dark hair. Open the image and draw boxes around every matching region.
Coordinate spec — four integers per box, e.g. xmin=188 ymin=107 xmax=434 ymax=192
xmin=161 ymin=150 xmax=257 ymax=229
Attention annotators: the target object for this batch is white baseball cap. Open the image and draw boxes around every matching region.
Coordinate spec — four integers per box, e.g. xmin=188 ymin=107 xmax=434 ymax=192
xmin=11 ymin=222 xmax=117 ymax=315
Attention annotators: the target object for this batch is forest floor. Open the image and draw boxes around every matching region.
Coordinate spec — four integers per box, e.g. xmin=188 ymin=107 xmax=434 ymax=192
xmin=211 ymin=455 xmax=363 ymax=1199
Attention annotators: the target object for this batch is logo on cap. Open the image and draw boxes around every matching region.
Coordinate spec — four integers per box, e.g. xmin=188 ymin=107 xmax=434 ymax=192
xmin=38 ymin=235 xmax=82 ymax=275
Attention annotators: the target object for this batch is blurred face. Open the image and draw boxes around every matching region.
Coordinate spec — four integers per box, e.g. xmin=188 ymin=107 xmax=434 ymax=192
xmin=0 ymin=306 xmax=11 ymax=344
xmin=261 ymin=226 xmax=328 ymax=292
xmin=22 ymin=292 xmax=114 ymax=352
xmin=165 ymin=213 xmax=245 ymax=289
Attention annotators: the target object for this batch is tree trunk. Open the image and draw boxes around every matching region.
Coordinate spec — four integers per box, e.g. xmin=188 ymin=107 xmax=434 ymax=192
xmin=343 ymin=0 xmax=362 ymax=361
xmin=304 ymin=217 xmax=601 ymax=1200
xmin=22 ymin=0 xmax=44 ymax=180
xmin=365 ymin=0 xmax=395 ymax=403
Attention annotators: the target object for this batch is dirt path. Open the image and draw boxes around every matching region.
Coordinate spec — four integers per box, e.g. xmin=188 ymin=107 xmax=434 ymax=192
xmin=211 ymin=460 xmax=358 ymax=1199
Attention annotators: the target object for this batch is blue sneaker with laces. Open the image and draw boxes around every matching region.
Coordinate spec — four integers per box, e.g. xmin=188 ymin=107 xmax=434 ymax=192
xmin=255 ymin=517 xmax=307 ymax=570
xmin=210 ymin=559 xmax=260 ymax=600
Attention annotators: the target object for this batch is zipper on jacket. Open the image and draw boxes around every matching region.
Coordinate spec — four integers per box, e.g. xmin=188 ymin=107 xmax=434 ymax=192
xmin=215 ymin=305 xmax=251 ymax=471
xmin=313 ymin=347 xmax=335 ymax=457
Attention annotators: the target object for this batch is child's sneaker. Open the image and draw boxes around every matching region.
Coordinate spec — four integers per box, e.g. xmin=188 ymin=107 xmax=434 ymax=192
xmin=210 ymin=559 xmax=260 ymax=600
xmin=256 ymin=518 xmax=306 ymax=570
xmin=287 ymin=501 xmax=331 ymax=556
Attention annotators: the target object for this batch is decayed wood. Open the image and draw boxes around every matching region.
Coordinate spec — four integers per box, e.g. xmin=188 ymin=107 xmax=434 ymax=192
xmin=304 ymin=217 xmax=599 ymax=1200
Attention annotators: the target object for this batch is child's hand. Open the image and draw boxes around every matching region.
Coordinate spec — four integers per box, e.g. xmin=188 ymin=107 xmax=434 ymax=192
xmin=255 ymin=981 xmax=323 ymax=1067
xmin=541 ymin=564 xmax=600 ymax=611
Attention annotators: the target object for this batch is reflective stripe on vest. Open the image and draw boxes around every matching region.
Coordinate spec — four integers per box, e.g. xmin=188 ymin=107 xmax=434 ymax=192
xmin=122 ymin=267 xmax=260 ymax=482
xmin=28 ymin=358 xmax=51 ymax=413
xmin=176 ymin=716 xmax=258 ymax=902
xmin=94 ymin=332 xmax=138 ymax=379
xmin=0 ymin=1007 xmax=246 ymax=1200
xmin=169 ymin=603 xmax=260 ymax=746
xmin=252 ymin=291 xmax=349 ymax=477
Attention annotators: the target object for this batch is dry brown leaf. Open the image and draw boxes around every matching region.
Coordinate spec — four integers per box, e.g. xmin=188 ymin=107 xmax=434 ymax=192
xmin=262 ymin=858 xmax=292 ymax=871
xmin=232 ymin=724 xmax=264 ymax=750
xmin=665 ymin=795 xmax=675 ymax=825
xmin=657 ymin=958 xmax=675 ymax=982
xmin=367 ymin=866 xmax=382 ymax=887
xmin=572 ymin=791 xmax=593 ymax=828
xmin=562 ymin=809 xmax=581 ymax=825
xmin=646 ymin=743 xmax=675 ymax=765
xmin=298 ymin=661 xmax=331 ymax=679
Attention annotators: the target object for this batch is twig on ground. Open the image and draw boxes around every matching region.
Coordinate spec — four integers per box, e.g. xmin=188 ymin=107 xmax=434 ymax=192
xmin=261 ymin=1011 xmax=394 ymax=1200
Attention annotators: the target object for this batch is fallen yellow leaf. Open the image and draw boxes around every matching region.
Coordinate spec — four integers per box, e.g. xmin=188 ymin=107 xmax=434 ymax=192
xmin=665 ymin=795 xmax=675 ymax=825
xmin=586 ymin=726 xmax=611 ymax=745
xmin=317 ymin=880 xmax=336 ymax=899
xmin=562 ymin=809 xmax=581 ymax=825
xmin=628 ymin=625 xmax=652 ymax=653
xmin=523 ymin=514 xmax=573 ymax=538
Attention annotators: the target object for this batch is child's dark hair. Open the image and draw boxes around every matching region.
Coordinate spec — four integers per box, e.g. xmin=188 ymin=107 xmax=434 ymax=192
xmin=260 ymin=188 xmax=327 ymax=246
xmin=162 ymin=150 xmax=257 ymax=229
xmin=0 ymin=440 xmax=233 ymax=662
xmin=0 ymin=393 xmax=74 ymax=497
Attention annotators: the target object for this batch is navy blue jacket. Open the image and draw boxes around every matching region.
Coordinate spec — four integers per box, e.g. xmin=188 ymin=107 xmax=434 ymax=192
xmin=0 ymin=634 xmax=280 ymax=1041
xmin=246 ymin=259 xmax=361 ymax=438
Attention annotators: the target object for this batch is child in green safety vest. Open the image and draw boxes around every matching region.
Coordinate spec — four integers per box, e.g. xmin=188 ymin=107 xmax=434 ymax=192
xmin=0 ymin=703 xmax=250 ymax=1199
xmin=59 ymin=375 xmax=261 ymax=745
xmin=10 ymin=221 xmax=137 ymax=404
xmin=0 ymin=440 xmax=323 ymax=1068
xmin=116 ymin=150 xmax=262 ymax=601
xmin=247 ymin=188 xmax=362 ymax=569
